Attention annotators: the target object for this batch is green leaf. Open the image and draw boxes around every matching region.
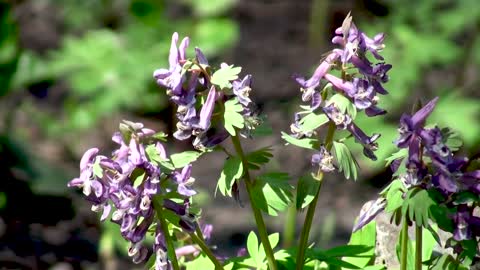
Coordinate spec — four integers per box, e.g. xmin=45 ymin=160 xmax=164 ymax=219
xmin=384 ymin=179 xmax=406 ymax=213
xmin=216 ymin=156 xmax=243 ymax=197
xmin=327 ymin=94 xmax=357 ymax=119
xmin=332 ymin=141 xmax=359 ymax=180
xmin=246 ymin=147 xmax=273 ymax=170
xmin=211 ymin=64 xmax=241 ymax=89
xmin=385 ymin=148 xmax=407 ymax=167
xmin=251 ymin=172 xmax=293 ymax=216
xmin=299 ymin=113 xmax=329 ymax=133
xmin=401 ymin=188 xmax=435 ymax=227
xmin=258 ymin=233 xmax=280 ymax=265
xmin=185 ymin=254 xmax=215 ymax=270
xmin=224 ymin=99 xmax=245 ymax=135
xmin=170 ymin=151 xmax=202 ymax=168
xmin=323 ymin=245 xmax=373 ymax=258
xmin=296 ymin=173 xmax=321 ymax=209
xmin=453 ymin=191 xmax=479 ymax=205
xmin=93 ymin=158 xmax=103 ymax=178
xmin=343 ymin=221 xmax=376 ymax=268
xmin=441 ymin=127 xmax=463 ymax=151
xmin=429 ymin=204 xmax=454 ymax=232
xmin=281 ymin=132 xmax=318 ymax=150
xmin=246 ymin=231 xmax=259 ymax=262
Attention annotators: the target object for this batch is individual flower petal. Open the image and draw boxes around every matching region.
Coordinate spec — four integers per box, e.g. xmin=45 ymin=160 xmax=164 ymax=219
xmin=196 ymin=86 xmax=217 ymax=131
xmin=352 ymin=198 xmax=386 ymax=232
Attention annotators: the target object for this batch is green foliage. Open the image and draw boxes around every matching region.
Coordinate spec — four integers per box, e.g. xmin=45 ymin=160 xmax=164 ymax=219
xmin=382 ymin=179 xmax=406 ymax=213
xmin=327 ymin=94 xmax=357 ymax=119
xmin=401 ymin=188 xmax=436 ymax=227
xmin=281 ymin=132 xmax=318 ymax=150
xmin=184 ymin=0 xmax=236 ymax=17
xmin=233 ymin=232 xmax=280 ymax=270
xmin=305 ymin=244 xmax=375 ymax=269
xmin=428 ymin=254 xmax=468 ymax=270
xmin=211 ymin=64 xmax=242 ymax=89
xmin=396 ymin=226 xmax=437 ymax=270
xmin=343 ymin=221 xmax=376 ymax=268
xmin=332 ymin=141 xmax=359 ymax=180
xmin=224 ymin=98 xmax=245 ymax=135
xmin=170 ymin=151 xmax=202 ymax=168
xmin=296 ymin=173 xmax=321 ymax=210
xmin=8 ymin=0 xmax=239 ymax=135
xmin=245 ymin=147 xmax=273 ymax=170
xmin=298 ymin=112 xmax=329 ymax=133
xmin=251 ymin=172 xmax=293 ymax=216
xmin=185 ymin=254 xmax=215 ymax=270
xmin=216 ymin=156 xmax=243 ymax=197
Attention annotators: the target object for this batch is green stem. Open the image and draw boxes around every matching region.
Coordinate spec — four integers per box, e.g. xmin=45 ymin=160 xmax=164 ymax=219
xmin=295 ymin=174 xmax=323 ymax=270
xmin=282 ymin=204 xmax=297 ymax=248
xmin=295 ymin=122 xmax=335 ymax=270
xmin=157 ymin=209 xmax=180 ymax=270
xmin=230 ymin=134 xmax=277 ymax=270
xmin=400 ymin=218 xmax=409 ymax=270
xmin=415 ymin=225 xmax=422 ymax=270
xmin=190 ymin=231 xmax=224 ymax=270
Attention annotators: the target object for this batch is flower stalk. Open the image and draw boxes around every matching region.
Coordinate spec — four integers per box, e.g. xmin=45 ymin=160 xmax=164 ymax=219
xmin=400 ymin=218 xmax=409 ymax=270
xmin=189 ymin=229 xmax=224 ymax=270
xmin=157 ymin=208 xmax=180 ymax=270
xmin=295 ymin=122 xmax=336 ymax=269
xmin=415 ymin=225 xmax=422 ymax=270
xmin=230 ymin=133 xmax=278 ymax=270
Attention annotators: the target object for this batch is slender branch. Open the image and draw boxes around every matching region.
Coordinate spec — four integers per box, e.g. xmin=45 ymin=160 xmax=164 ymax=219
xmin=400 ymin=218 xmax=409 ymax=270
xmin=157 ymin=209 xmax=180 ymax=270
xmin=295 ymin=173 xmax=323 ymax=270
xmin=295 ymin=122 xmax=335 ymax=269
xmin=189 ymin=232 xmax=224 ymax=270
xmin=415 ymin=225 xmax=422 ymax=270
xmin=282 ymin=204 xmax=296 ymax=248
xmin=230 ymin=134 xmax=278 ymax=270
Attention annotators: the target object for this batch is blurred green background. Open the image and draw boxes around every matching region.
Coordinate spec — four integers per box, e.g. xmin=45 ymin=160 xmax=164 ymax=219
xmin=0 ymin=0 xmax=479 ymax=269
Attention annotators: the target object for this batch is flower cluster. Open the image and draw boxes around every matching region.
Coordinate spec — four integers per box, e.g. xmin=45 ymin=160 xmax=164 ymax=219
xmin=354 ymin=97 xmax=480 ymax=254
xmin=290 ymin=13 xmax=391 ymax=173
xmin=68 ymin=121 xmax=202 ymax=269
xmin=153 ymin=33 xmax=260 ymax=150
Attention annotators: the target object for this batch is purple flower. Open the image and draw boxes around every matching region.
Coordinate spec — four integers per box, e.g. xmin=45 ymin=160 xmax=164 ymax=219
xmin=345 ymin=122 xmax=381 ymax=161
xmin=396 ymin=97 xmax=439 ymax=148
xmin=294 ymin=50 xmax=341 ymax=90
xmin=195 ymin=86 xmax=217 ymax=132
xmin=311 ymin=147 xmax=335 ymax=172
xmin=453 ymin=205 xmax=473 ymax=241
xmin=68 ymin=148 xmax=104 ymax=197
xmin=153 ymin=32 xmax=189 ymax=96
xmin=352 ymin=198 xmax=386 ymax=232
xmin=173 ymin=164 xmax=197 ymax=196
xmin=233 ymin=75 xmax=253 ymax=107
xmin=323 ymin=103 xmax=352 ymax=130
xmin=163 ymin=199 xmax=197 ymax=232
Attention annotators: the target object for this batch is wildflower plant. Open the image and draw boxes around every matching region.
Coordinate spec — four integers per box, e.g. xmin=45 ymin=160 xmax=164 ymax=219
xmin=68 ymin=13 xmax=480 ymax=270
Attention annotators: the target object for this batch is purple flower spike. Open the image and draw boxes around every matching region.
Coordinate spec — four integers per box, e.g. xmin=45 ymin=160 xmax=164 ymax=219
xmin=80 ymin=148 xmax=99 ymax=172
